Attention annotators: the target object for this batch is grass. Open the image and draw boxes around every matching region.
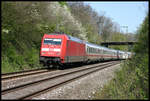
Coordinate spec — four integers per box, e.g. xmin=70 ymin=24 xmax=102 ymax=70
xmin=92 ymin=57 xmax=148 ymax=100
xmin=2 ymin=46 xmax=42 ymax=73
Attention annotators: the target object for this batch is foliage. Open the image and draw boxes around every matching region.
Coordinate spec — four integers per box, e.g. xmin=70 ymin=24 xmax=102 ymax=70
xmin=93 ymin=14 xmax=149 ymax=99
xmin=2 ymin=1 xmax=136 ymax=73
xmin=67 ymin=2 xmax=100 ymax=43
xmin=134 ymin=15 xmax=149 ymax=54
xmin=2 ymin=2 xmax=45 ymax=73
xmin=58 ymin=1 xmax=67 ymax=7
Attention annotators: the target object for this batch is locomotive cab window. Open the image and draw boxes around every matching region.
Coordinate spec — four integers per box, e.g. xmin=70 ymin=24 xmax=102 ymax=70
xmin=44 ymin=38 xmax=62 ymax=45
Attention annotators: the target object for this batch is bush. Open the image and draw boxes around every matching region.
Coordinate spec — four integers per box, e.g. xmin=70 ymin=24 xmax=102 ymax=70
xmin=93 ymin=14 xmax=149 ymax=100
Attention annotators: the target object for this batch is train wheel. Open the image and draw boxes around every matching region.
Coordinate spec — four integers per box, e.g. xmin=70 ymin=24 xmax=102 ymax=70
xmin=56 ymin=64 xmax=64 ymax=70
xmin=59 ymin=66 xmax=64 ymax=70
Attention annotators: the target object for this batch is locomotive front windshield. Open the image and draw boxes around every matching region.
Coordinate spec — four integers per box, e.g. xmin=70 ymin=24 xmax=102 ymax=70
xmin=44 ymin=38 xmax=62 ymax=45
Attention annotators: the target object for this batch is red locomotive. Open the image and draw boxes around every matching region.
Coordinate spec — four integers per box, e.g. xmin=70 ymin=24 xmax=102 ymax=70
xmin=40 ymin=33 xmax=86 ymax=69
xmin=40 ymin=33 xmax=132 ymax=69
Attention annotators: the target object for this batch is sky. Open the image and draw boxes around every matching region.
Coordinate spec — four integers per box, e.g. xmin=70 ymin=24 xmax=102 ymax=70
xmin=84 ymin=1 xmax=148 ymax=34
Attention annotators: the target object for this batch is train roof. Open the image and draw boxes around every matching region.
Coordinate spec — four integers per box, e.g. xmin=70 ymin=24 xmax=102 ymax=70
xmin=118 ymin=50 xmax=125 ymax=53
xmin=109 ymin=48 xmax=118 ymax=52
xmin=46 ymin=33 xmax=84 ymax=43
xmin=86 ymin=42 xmax=105 ymax=49
xmin=67 ymin=35 xmax=84 ymax=43
xmin=127 ymin=52 xmax=132 ymax=54
xmin=46 ymin=33 xmax=66 ymax=35
xmin=86 ymin=40 xmax=132 ymax=54
xmin=86 ymin=42 xmax=116 ymax=52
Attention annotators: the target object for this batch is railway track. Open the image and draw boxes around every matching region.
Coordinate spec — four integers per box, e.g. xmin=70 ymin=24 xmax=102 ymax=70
xmin=2 ymin=61 xmax=120 ymax=100
xmin=1 ymin=68 xmax=54 ymax=81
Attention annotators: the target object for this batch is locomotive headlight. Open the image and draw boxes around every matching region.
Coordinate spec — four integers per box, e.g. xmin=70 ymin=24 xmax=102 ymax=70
xmin=42 ymin=48 xmax=49 ymax=51
xmin=53 ymin=48 xmax=61 ymax=52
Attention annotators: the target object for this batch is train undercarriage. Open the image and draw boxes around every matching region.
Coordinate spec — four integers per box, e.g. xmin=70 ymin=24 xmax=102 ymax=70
xmin=39 ymin=56 xmax=120 ymax=70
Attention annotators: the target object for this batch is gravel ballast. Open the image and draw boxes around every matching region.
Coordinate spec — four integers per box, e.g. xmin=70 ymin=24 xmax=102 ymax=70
xmin=32 ymin=63 xmax=122 ymax=100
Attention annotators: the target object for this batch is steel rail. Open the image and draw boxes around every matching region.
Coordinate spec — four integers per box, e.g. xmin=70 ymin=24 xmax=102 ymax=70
xmin=2 ymin=61 xmax=120 ymax=100
xmin=2 ymin=68 xmax=49 ymax=76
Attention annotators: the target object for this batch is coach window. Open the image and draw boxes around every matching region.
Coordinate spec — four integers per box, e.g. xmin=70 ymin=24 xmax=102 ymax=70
xmin=93 ymin=48 xmax=94 ymax=53
xmin=107 ymin=51 xmax=109 ymax=54
xmin=90 ymin=48 xmax=92 ymax=53
xmin=105 ymin=50 xmax=107 ymax=54
xmin=108 ymin=51 xmax=110 ymax=54
xmin=93 ymin=48 xmax=95 ymax=53
xmin=87 ymin=47 xmax=88 ymax=53
xmin=100 ymin=49 xmax=102 ymax=54
xmin=106 ymin=51 xmax=108 ymax=54
xmin=106 ymin=50 xmax=108 ymax=54
xmin=105 ymin=51 xmax=107 ymax=54
xmin=109 ymin=51 xmax=111 ymax=54
xmin=103 ymin=50 xmax=105 ymax=54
